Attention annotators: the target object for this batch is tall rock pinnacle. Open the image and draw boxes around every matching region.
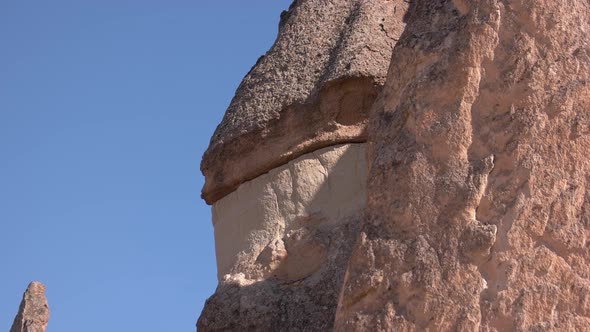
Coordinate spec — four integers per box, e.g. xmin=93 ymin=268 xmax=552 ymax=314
xmin=199 ymin=0 xmax=590 ymax=330
xmin=10 ymin=282 xmax=50 ymax=332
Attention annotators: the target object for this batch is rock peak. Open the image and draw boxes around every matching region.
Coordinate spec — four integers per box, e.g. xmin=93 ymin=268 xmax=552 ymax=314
xmin=10 ymin=282 xmax=50 ymax=332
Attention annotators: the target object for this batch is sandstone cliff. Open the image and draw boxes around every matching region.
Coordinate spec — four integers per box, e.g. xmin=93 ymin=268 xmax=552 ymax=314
xmin=199 ymin=0 xmax=590 ymax=330
xmin=10 ymin=282 xmax=50 ymax=332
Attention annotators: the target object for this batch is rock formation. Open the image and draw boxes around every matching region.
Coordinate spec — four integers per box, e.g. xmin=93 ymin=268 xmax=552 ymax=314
xmin=200 ymin=0 xmax=407 ymax=205
xmin=10 ymin=282 xmax=50 ymax=332
xmin=199 ymin=0 xmax=590 ymax=330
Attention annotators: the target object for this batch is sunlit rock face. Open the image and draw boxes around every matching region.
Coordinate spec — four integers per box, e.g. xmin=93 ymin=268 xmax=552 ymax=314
xmin=212 ymin=143 xmax=366 ymax=281
xmin=198 ymin=1 xmax=406 ymax=327
xmin=198 ymin=144 xmax=366 ymax=331
xmin=200 ymin=0 xmax=408 ymax=205
xmin=335 ymin=1 xmax=590 ymax=330
xmin=10 ymin=282 xmax=49 ymax=332
xmin=198 ymin=0 xmax=590 ymax=330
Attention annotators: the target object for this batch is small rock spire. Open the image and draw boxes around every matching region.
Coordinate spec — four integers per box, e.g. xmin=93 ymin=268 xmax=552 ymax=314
xmin=10 ymin=282 xmax=50 ymax=332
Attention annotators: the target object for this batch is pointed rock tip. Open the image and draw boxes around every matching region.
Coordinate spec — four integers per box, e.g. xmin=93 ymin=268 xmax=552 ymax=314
xmin=26 ymin=281 xmax=46 ymax=295
xmin=10 ymin=281 xmax=50 ymax=332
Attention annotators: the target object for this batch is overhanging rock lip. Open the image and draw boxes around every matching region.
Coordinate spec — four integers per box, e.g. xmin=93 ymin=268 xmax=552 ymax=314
xmin=201 ymin=135 xmax=369 ymax=205
xmin=200 ymin=0 xmax=408 ymax=205
xmin=200 ymin=76 xmax=382 ymax=205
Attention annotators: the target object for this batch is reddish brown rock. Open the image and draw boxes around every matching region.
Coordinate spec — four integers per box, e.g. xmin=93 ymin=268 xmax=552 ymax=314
xmin=199 ymin=0 xmax=590 ymax=330
xmin=336 ymin=0 xmax=590 ymax=330
xmin=10 ymin=282 xmax=50 ymax=332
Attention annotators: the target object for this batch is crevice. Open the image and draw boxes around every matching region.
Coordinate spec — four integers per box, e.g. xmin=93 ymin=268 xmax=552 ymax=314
xmin=462 ymin=2 xmax=503 ymax=324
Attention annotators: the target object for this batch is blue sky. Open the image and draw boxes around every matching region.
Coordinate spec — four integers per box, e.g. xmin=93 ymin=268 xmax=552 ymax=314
xmin=0 ymin=1 xmax=290 ymax=331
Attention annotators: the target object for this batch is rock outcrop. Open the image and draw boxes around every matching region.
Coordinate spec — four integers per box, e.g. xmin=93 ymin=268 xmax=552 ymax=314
xmin=10 ymin=282 xmax=50 ymax=332
xmin=335 ymin=1 xmax=590 ymax=330
xmin=212 ymin=143 xmax=366 ymax=281
xmin=199 ymin=0 xmax=590 ymax=330
xmin=200 ymin=0 xmax=408 ymax=204
xmin=200 ymin=143 xmax=365 ymax=330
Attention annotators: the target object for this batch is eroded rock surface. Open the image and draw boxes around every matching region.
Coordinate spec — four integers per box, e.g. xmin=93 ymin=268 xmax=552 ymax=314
xmin=199 ymin=0 xmax=590 ymax=331
xmin=336 ymin=0 xmax=590 ymax=330
xmin=199 ymin=144 xmax=366 ymax=330
xmin=201 ymin=0 xmax=408 ymax=204
xmin=212 ymin=143 xmax=366 ymax=280
xmin=10 ymin=282 xmax=50 ymax=332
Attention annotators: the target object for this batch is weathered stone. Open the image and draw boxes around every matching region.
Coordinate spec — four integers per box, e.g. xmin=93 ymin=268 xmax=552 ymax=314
xmin=199 ymin=144 xmax=366 ymax=330
xmin=201 ymin=0 xmax=408 ymax=204
xmin=212 ymin=143 xmax=366 ymax=280
xmin=335 ymin=0 xmax=590 ymax=330
xmin=10 ymin=282 xmax=50 ymax=332
xmin=199 ymin=0 xmax=590 ymax=330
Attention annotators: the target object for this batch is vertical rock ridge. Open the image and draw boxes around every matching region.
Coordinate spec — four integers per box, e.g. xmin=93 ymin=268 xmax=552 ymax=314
xmin=335 ymin=2 xmax=503 ymax=329
xmin=335 ymin=0 xmax=590 ymax=330
xmin=10 ymin=282 xmax=50 ymax=332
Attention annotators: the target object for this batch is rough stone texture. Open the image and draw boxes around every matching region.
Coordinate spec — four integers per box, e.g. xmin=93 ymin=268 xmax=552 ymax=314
xmin=199 ymin=0 xmax=590 ymax=331
xmin=10 ymin=282 xmax=50 ymax=332
xmin=212 ymin=143 xmax=366 ymax=281
xmin=199 ymin=144 xmax=366 ymax=330
xmin=201 ymin=0 xmax=408 ymax=204
xmin=335 ymin=0 xmax=590 ymax=330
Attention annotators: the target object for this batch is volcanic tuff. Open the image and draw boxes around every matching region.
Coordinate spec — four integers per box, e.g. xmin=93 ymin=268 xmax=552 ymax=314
xmin=200 ymin=0 xmax=407 ymax=204
xmin=10 ymin=282 xmax=50 ymax=332
xmin=198 ymin=0 xmax=590 ymax=331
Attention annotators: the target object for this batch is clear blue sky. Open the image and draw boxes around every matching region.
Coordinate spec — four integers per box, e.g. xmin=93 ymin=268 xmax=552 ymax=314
xmin=0 ymin=1 xmax=290 ymax=331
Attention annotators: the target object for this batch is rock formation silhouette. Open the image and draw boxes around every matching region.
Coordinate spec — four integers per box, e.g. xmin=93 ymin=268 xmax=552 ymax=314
xmin=10 ymin=282 xmax=49 ymax=332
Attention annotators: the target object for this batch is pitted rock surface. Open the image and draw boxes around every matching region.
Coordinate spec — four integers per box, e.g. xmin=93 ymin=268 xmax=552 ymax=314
xmin=201 ymin=0 xmax=408 ymax=204
xmin=198 ymin=0 xmax=590 ymax=331
xmin=335 ymin=0 xmax=590 ymax=330
xmin=199 ymin=144 xmax=366 ymax=331
xmin=10 ymin=282 xmax=50 ymax=332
